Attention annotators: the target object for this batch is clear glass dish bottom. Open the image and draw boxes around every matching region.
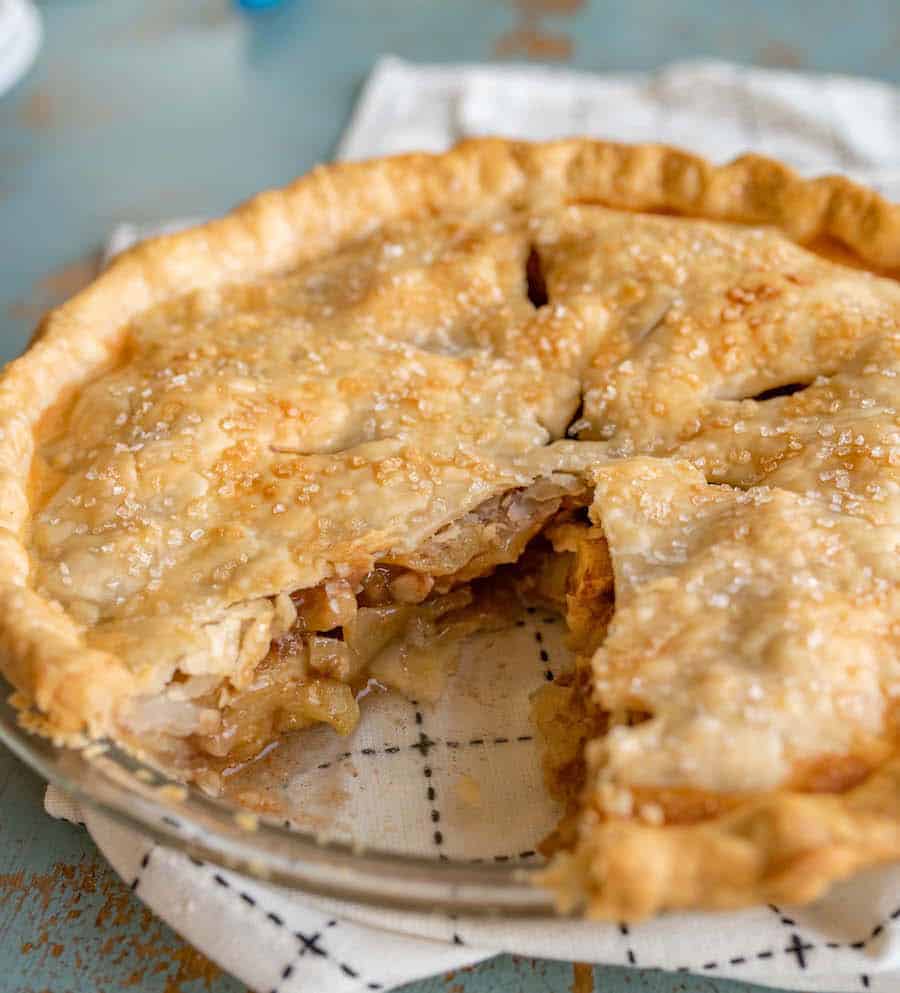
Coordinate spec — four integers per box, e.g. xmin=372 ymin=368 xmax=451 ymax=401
xmin=0 ymin=610 xmax=571 ymax=917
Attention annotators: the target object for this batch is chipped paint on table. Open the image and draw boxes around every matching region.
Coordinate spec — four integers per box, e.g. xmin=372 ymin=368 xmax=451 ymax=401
xmin=0 ymin=746 xmax=240 ymax=993
xmin=0 ymin=1 xmax=895 ymax=991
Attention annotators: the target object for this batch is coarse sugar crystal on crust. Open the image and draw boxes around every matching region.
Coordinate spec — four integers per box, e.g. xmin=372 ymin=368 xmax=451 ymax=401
xmin=0 ymin=138 xmax=897 ymax=918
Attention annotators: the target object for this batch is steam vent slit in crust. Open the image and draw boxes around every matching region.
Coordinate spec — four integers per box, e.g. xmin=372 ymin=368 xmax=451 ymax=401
xmin=1 ymin=139 xmax=898 ymax=920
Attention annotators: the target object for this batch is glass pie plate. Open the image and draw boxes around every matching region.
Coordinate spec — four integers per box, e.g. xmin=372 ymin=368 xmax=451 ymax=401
xmin=0 ymin=611 xmax=569 ymax=917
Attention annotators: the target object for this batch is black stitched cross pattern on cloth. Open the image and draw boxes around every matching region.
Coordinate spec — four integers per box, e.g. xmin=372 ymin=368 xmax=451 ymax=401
xmin=59 ymin=609 xmax=900 ymax=993
xmin=221 ymin=608 xmax=565 ymax=863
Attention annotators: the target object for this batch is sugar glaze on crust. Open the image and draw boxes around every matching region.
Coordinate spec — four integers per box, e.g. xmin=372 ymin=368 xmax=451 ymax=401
xmin=0 ymin=139 xmax=898 ymax=918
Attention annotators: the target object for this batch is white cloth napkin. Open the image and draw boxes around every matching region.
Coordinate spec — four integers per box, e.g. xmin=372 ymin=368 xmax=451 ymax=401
xmin=0 ymin=0 xmax=41 ymax=97
xmin=46 ymin=57 xmax=900 ymax=993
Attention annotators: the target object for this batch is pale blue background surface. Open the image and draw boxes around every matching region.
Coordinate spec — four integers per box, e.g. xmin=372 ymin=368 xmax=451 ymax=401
xmin=1 ymin=2 xmax=897 ymax=990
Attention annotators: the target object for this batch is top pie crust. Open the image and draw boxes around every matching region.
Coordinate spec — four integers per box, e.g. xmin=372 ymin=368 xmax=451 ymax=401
xmin=1 ymin=139 xmax=898 ymax=918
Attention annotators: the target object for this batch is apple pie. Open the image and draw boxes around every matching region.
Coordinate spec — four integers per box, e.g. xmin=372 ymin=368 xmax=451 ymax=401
xmin=0 ymin=139 xmax=897 ymax=919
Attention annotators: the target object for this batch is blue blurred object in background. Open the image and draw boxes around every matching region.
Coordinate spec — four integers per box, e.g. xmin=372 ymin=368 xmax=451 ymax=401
xmin=237 ymin=0 xmax=286 ymax=10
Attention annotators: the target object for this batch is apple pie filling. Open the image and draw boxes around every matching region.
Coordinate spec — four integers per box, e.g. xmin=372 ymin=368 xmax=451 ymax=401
xmin=119 ymin=472 xmax=616 ymax=779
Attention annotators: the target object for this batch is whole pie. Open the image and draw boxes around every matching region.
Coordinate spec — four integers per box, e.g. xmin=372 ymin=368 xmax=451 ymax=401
xmin=1 ymin=139 xmax=898 ymax=920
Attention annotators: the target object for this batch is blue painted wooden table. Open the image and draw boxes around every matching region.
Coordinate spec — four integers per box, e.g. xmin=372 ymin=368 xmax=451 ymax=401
xmin=1 ymin=2 xmax=897 ymax=990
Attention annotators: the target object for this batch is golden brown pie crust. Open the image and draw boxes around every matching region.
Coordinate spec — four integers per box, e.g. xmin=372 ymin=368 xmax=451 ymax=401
xmin=1 ymin=138 xmax=898 ymax=919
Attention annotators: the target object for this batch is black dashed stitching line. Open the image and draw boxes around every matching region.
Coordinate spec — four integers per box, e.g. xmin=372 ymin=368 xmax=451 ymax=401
xmin=535 ymin=616 xmax=555 ymax=680
xmin=129 ymin=844 xmax=156 ymax=892
xmin=766 ymin=904 xmax=820 ymax=971
xmin=767 ymin=902 xmax=795 ymax=927
xmin=205 ymin=868 xmax=290 ymax=937
xmin=766 ymin=903 xmax=796 ymax=927
xmin=183 ymin=849 xmax=380 ymax=990
xmin=411 ymin=705 xmax=445 ymax=851
xmin=310 ymin=732 xmax=532 ymax=769
xmin=468 ymin=850 xmax=536 ymax=863
xmin=759 ymin=900 xmax=900 ymax=960
xmin=618 ymin=922 xmax=637 ymax=967
xmin=273 ymin=927 xmax=378 ymax=993
xmin=187 ymin=861 xmax=379 ymax=993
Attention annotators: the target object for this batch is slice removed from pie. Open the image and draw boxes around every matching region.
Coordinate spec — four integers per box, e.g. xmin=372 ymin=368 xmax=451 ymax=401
xmin=111 ymin=465 xmax=598 ymax=778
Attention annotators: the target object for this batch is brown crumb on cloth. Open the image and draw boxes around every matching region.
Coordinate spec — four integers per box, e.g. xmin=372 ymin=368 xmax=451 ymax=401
xmin=454 ymin=774 xmax=482 ymax=807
